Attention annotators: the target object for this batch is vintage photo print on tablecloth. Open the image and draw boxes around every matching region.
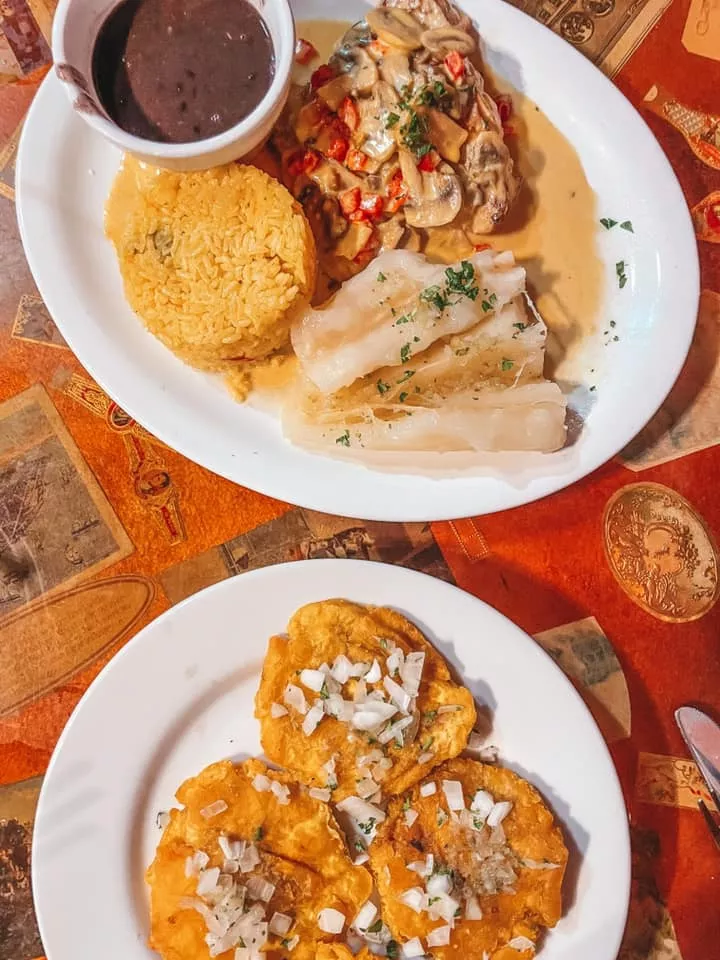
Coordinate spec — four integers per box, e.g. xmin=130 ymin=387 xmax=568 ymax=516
xmin=0 ymin=384 xmax=133 ymax=615
xmin=0 ymin=775 xmax=44 ymax=960
xmin=160 ymin=508 xmax=454 ymax=605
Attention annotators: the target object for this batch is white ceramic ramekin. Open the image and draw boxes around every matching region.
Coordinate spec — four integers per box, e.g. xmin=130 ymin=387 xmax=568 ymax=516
xmin=51 ymin=0 xmax=295 ymax=171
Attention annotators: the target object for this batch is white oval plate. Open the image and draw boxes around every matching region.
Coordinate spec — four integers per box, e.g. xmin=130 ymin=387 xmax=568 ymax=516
xmin=16 ymin=0 xmax=698 ymax=521
xmin=32 ymin=559 xmax=630 ymax=960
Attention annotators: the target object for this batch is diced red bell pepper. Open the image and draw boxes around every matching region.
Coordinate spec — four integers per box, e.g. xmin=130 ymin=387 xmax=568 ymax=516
xmin=360 ymin=194 xmax=384 ymax=220
xmin=348 ymin=209 xmax=369 ymax=222
xmin=326 ymin=137 xmax=349 ymax=162
xmin=495 ymin=94 xmax=513 ymax=125
xmin=295 ymin=38 xmax=318 ymax=65
xmin=444 ymin=50 xmax=465 ymax=82
xmin=286 ymin=151 xmax=305 ymax=178
xmin=338 ymin=96 xmax=360 ymax=133
xmin=387 ymin=169 xmax=405 ymax=199
xmin=346 ymin=148 xmax=370 ymax=172
xmin=302 ymin=150 xmax=321 ymax=174
xmin=474 ymin=243 xmax=492 ymax=252
xmin=339 ymin=187 xmax=362 ymax=216
xmin=418 ymin=149 xmax=440 ymax=173
xmin=310 ymin=64 xmax=336 ymax=89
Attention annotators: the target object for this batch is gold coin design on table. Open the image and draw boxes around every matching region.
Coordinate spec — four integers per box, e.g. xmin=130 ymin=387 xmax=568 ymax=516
xmin=603 ymin=482 xmax=719 ymax=622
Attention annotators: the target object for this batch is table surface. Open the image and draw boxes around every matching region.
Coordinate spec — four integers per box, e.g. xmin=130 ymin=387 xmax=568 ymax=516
xmin=0 ymin=2 xmax=718 ymax=959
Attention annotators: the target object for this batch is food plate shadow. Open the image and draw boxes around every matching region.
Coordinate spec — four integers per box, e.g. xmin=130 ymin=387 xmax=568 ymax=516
xmin=126 ymin=660 xmax=262 ymax=934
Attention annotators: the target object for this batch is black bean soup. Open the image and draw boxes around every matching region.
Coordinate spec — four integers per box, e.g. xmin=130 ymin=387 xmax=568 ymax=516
xmin=92 ymin=0 xmax=275 ymax=143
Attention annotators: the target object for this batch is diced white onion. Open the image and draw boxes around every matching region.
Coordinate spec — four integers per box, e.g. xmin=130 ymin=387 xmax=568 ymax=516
xmin=402 ymin=937 xmax=425 ymax=957
xmin=270 ymin=780 xmax=291 ymax=805
xmin=252 ymin=774 xmax=271 ymax=792
xmin=437 ymin=704 xmax=461 ymax=715
xmin=246 ymin=876 xmax=275 ymax=902
xmin=478 ymin=745 xmax=499 ymax=763
xmin=218 ymin=836 xmax=244 ymax=860
xmin=354 ymin=901 xmax=378 ymax=930
xmin=427 ymin=893 xmax=459 ymax=923
xmin=331 ymin=655 xmax=353 ymax=684
xmin=442 ymin=780 xmax=465 ymax=811
xmin=270 ymin=702 xmax=288 ymax=718
xmin=300 ymin=668 xmax=326 ymax=692
xmin=336 ymin=796 xmax=386 ymax=825
xmin=326 ymin=693 xmax=355 ymax=720
xmin=185 ymin=850 xmax=210 ymax=876
xmin=404 ymin=808 xmax=418 ymax=827
xmin=318 ymin=908 xmax=346 ymax=934
xmin=427 ymin=924 xmax=451 ymax=947
xmin=353 ymin=680 xmax=368 ymax=703
xmin=399 ymin=887 xmax=425 ymax=912
xmin=386 ymin=651 xmax=403 ymax=676
xmin=353 ymin=852 xmax=370 ymax=865
xmin=365 ymin=659 xmax=382 ymax=684
xmin=283 ymin=684 xmax=308 ymax=715
xmin=196 ymin=867 xmax=220 ymax=895
xmin=284 ymin=936 xmax=299 ymax=952
xmin=420 ymin=782 xmax=437 ymax=797
xmin=427 ymin=873 xmax=452 ymax=897
xmin=466 ymin=731 xmax=485 ymax=753
xmin=350 ymin=661 xmax=370 ymax=677
xmin=309 ymin=787 xmax=331 ymax=802
xmin=400 ymin=652 xmax=425 ymax=697
xmin=238 ymin=843 xmax=260 ymax=873
xmin=357 ymin=777 xmax=381 ymax=800
xmin=200 ymin=800 xmax=228 ymax=819
xmin=418 ymin=752 xmax=434 ymax=764
xmin=469 ymin=788 xmax=495 ymax=819
xmin=269 ymin=912 xmax=293 ymax=936
xmin=378 ymin=714 xmax=414 ymax=745
xmin=508 ymin=936 xmax=535 ymax=951
xmin=352 ymin=701 xmax=398 ymax=731
xmin=358 ymin=749 xmax=384 ymax=766
xmin=465 ymin=895 xmax=483 ymax=920
xmin=487 ymin=800 xmax=513 ymax=827
xmin=323 ymin=755 xmax=337 ymax=783
xmin=383 ymin=675 xmax=412 ymax=713
xmin=425 ymin=853 xmax=434 ymax=874
xmin=302 ymin=702 xmax=325 ymax=735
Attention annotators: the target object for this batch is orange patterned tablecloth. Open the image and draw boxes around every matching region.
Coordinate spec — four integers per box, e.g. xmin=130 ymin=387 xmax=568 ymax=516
xmin=0 ymin=2 xmax=719 ymax=959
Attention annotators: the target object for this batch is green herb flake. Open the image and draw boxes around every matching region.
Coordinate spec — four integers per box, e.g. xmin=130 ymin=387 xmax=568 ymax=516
xmin=420 ymin=284 xmax=450 ymax=311
xmin=413 ymin=336 xmax=420 ymax=343
xmin=402 ymin=796 xmax=412 ymax=811
xmin=319 ymin=681 xmax=329 ymax=699
xmin=616 ymin=260 xmax=628 ymax=289
xmin=600 ymin=217 xmax=618 ymax=230
xmin=358 ymin=817 xmax=377 ymax=835
xmin=253 ymin=826 xmax=264 ymax=841
xmin=501 ymin=358 xmax=514 ymax=371
xmin=376 ymin=379 xmax=391 ymax=395
xmin=335 ymin=430 xmax=351 ymax=446
xmin=437 ymin=809 xmax=448 ymax=827
xmin=377 ymin=271 xmax=387 ymax=282
xmin=423 ymin=710 xmax=437 ymax=724
xmin=394 ymin=313 xmax=411 ymax=325
xmin=513 ymin=322 xmax=528 ymax=332
xmin=620 ymin=220 xmax=634 ymax=232
xmin=387 ymin=941 xmax=399 ymax=959
xmin=367 ymin=918 xmax=383 ymax=933
xmin=445 ymin=260 xmax=479 ymax=301
xmin=400 ymin=110 xmax=431 ymax=159
xmin=473 ymin=817 xmax=485 ymax=830
xmin=399 ymin=391 xmax=408 ymax=402
xmin=455 ymin=347 xmax=469 ymax=356
xmin=385 ymin=112 xmax=400 ymax=129
xmin=422 ymin=736 xmax=434 ymax=750
xmin=400 ymin=343 xmax=412 ymax=364
xmin=396 ymin=370 xmax=415 ymax=383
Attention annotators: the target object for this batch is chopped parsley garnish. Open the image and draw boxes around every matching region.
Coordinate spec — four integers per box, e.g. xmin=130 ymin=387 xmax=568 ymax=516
xmin=335 ymin=430 xmax=351 ymax=446
xmin=417 ymin=80 xmax=449 ymax=107
xmin=501 ymin=358 xmax=514 ymax=371
xmin=396 ymin=370 xmax=415 ymax=383
xmin=423 ymin=709 xmax=437 ymax=724
xmin=473 ymin=817 xmax=485 ymax=830
xmin=402 ymin=796 xmax=412 ymax=811
xmin=600 ymin=217 xmax=618 ymax=230
xmin=422 ymin=736 xmax=434 ymax=750
xmin=428 ymin=896 xmax=440 ymax=905
xmin=354 ymin=840 xmax=365 ymax=851
xmin=394 ymin=312 xmax=412 ymax=325
xmin=513 ymin=321 xmax=528 ymax=331
xmin=400 ymin=110 xmax=432 ymax=158
xmin=385 ymin=112 xmax=400 ymax=129
xmin=387 ymin=941 xmax=399 ymax=959
xmin=455 ymin=347 xmax=469 ymax=356
xmin=616 ymin=260 xmax=628 ymax=289
xmin=253 ymin=826 xmax=264 ymax=841
xmin=358 ymin=817 xmax=377 ymax=835
xmin=319 ymin=681 xmax=329 ymax=699
xmin=437 ymin=809 xmax=448 ymax=827
xmin=445 ymin=261 xmax=479 ymax=301
xmin=400 ymin=343 xmax=412 ymax=364
xmin=399 ymin=391 xmax=409 ymax=402
xmin=420 ymin=284 xmax=450 ymax=311
xmin=327 ymin=780 xmax=338 ymax=791
xmin=377 ymin=271 xmax=387 ymax=282
xmin=377 ymin=379 xmax=391 ymax=395
xmin=367 ymin=918 xmax=383 ymax=933
xmin=620 ymin=220 xmax=634 ymax=232
xmin=454 ymin=907 xmax=462 ymax=918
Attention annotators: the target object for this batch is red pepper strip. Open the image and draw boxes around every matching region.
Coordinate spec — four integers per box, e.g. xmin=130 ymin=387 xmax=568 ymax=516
xmin=387 ymin=169 xmax=404 ymax=198
xmin=444 ymin=50 xmax=465 ymax=82
xmin=495 ymin=94 xmax=513 ymax=125
xmin=339 ymin=187 xmax=362 ymax=215
xmin=418 ymin=150 xmax=440 ymax=173
xmin=360 ymin=194 xmax=384 ymax=220
xmin=338 ymin=96 xmax=360 ymax=133
xmin=310 ymin=64 xmax=335 ymax=89
xmin=346 ymin=148 xmax=370 ymax=172
xmin=326 ymin=137 xmax=349 ymax=162
xmin=294 ymin=38 xmax=318 ymax=65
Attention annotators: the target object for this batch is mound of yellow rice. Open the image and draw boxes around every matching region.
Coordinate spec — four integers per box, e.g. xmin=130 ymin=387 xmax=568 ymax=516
xmin=106 ymin=158 xmax=316 ymax=383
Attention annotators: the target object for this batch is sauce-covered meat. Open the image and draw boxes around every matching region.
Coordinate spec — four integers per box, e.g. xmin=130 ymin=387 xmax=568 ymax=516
xmin=93 ymin=0 xmax=274 ymax=143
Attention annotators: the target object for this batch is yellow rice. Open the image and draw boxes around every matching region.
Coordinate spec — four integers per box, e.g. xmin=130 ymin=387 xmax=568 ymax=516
xmin=106 ymin=158 xmax=316 ymax=379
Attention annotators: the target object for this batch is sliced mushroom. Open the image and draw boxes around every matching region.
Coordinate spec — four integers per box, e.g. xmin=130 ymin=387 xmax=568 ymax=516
xmin=356 ymin=82 xmax=400 ymax=163
xmin=379 ymin=51 xmax=413 ymax=93
xmin=316 ymin=73 xmax=355 ymax=111
xmin=398 ymin=146 xmax=424 ymax=197
xmin=420 ymin=26 xmax=475 ymax=55
xmin=336 ymin=220 xmax=374 ymax=260
xmin=426 ymin=107 xmax=468 ymax=163
xmin=349 ymin=46 xmax=379 ymax=92
xmin=366 ymin=7 xmax=424 ymax=51
xmin=404 ymin=161 xmax=463 ymax=228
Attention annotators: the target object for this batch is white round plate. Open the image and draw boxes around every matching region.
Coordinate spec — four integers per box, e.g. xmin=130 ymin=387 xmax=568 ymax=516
xmin=32 ymin=559 xmax=630 ymax=960
xmin=16 ymin=0 xmax=698 ymax=521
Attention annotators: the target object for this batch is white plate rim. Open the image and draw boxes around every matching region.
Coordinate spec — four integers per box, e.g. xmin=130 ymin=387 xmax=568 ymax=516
xmin=15 ymin=0 xmax=700 ymax=522
xmin=31 ymin=558 xmax=631 ymax=960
